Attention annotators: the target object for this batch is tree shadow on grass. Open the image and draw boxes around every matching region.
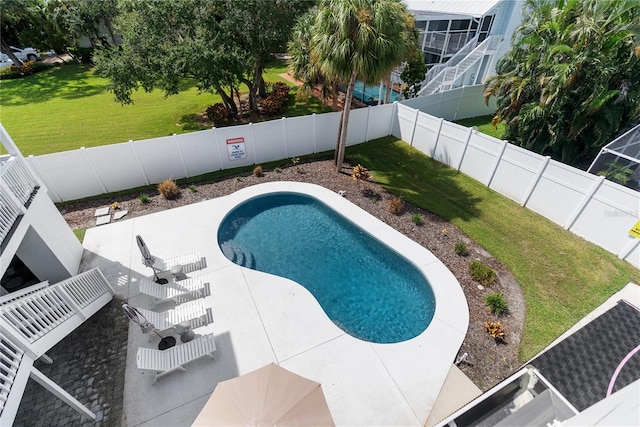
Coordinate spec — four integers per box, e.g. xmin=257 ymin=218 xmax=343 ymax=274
xmin=1 ymin=64 xmax=106 ymax=107
xmin=346 ymin=136 xmax=482 ymax=222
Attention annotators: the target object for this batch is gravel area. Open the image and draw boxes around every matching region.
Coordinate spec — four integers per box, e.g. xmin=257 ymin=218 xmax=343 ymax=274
xmin=59 ymin=159 xmax=526 ymax=391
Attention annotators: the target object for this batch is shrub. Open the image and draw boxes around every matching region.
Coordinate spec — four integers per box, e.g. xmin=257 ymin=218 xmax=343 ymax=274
xmin=352 ymin=164 xmax=370 ymax=184
xmin=387 ymin=197 xmax=404 ymax=215
xmin=260 ymin=82 xmax=291 ymax=115
xmin=158 ymin=179 xmax=180 ymax=200
xmin=470 ymin=260 xmax=497 ymax=285
xmin=188 ymin=185 xmax=197 ymax=192
xmin=411 ymin=214 xmax=423 ymax=225
xmin=139 ymin=194 xmax=150 ymax=204
xmin=274 ymin=167 xmax=282 ymax=173
xmin=253 ymin=165 xmax=263 ymax=177
xmin=485 ymin=293 xmax=508 ymax=315
xmin=484 ymin=321 xmax=506 ymax=341
xmin=454 ymin=241 xmax=468 ymax=256
xmin=206 ymin=103 xmax=228 ymax=126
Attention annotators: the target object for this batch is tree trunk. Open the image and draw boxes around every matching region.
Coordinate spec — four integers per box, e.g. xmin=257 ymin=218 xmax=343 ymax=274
xmin=331 ymin=82 xmax=339 ymax=111
xmin=384 ymin=73 xmax=392 ymax=104
xmin=255 ymin=57 xmax=267 ymax=98
xmin=214 ymin=84 xmax=238 ymax=117
xmin=241 ymin=77 xmax=260 ymax=113
xmin=104 ymin=18 xmax=118 ymax=45
xmin=335 ymin=69 xmax=358 ymax=173
xmin=1 ymin=39 xmax=23 ymax=65
xmin=235 ymin=87 xmax=243 ymax=117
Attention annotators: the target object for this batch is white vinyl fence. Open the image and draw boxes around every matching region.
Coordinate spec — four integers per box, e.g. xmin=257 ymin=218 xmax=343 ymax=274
xmin=25 ymin=105 xmax=395 ymax=202
xmin=392 ymin=103 xmax=640 ymax=268
xmin=21 ymin=96 xmax=639 ymax=268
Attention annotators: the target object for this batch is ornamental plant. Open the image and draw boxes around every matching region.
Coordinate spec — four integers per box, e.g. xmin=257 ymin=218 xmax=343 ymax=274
xmin=387 ymin=197 xmax=404 ymax=215
xmin=454 ymin=241 xmax=468 ymax=256
xmin=352 ymin=164 xmax=370 ymax=184
xmin=485 ymin=292 xmax=508 ymax=315
xmin=158 ymin=179 xmax=180 ymax=200
xmin=470 ymin=260 xmax=497 ymax=286
xmin=484 ymin=321 xmax=506 ymax=341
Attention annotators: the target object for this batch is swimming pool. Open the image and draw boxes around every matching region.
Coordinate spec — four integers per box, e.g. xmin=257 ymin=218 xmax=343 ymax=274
xmin=351 ymin=81 xmax=402 ymax=105
xmin=218 ymin=192 xmax=435 ymax=343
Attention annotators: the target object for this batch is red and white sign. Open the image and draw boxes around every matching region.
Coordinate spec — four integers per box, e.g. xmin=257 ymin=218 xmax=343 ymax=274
xmin=226 ymin=137 xmax=246 ymax=160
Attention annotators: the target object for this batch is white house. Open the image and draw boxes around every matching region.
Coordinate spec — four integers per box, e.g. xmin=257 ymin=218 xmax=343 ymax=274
xmin=403 ymin=0 xmax=523 ymax=95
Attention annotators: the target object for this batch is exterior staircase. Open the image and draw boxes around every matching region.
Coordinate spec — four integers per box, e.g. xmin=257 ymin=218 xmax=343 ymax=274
xmin=417 ymin=34 xmax=502 ymax=97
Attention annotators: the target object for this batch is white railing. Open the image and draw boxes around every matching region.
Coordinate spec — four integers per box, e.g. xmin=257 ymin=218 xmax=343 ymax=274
xmin=0 ymin=268 xmax=114 ymax=358
xmin=422 ymin=36 xmax=479 ymax=87
xmin=418 ymin=35 xmax=502 ymax=96
xmin=0 ymin=156 xmax=39 ymax=246
xmin=0 ymin=156 xmax=39 ymax=206
xmin=0 ymin=186 xmax=22 ymax=244
xmin=0 ymin=335 xmax=24 ymax=417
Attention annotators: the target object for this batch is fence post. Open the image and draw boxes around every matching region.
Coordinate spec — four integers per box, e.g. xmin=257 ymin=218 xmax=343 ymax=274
xmin=486 ymin=140 xmax=508 ymax=187
xmin=521 ymin=156 xmax=551 ymax=206
xmin=249 ymin=123 xmax=258 ymax=164
xmin=128 ymin=140 xmax=150 ymax=186
xmin=312 ymin=113 xmax=317 ymax=153
xmin=457 ymin=126 xmax=475 ymax=171
xmin=431 ymin=118 xmax=445 ymax=158
xmin=564 ymin=176 xmax=605 ymax=230
xmin=212 ymin=128 xmax=224 ymax=171
xmin=364 ymin=106 xmax=371 ymax=142
xmin=618 ymin=238 xmax=640 ymax=261
xmin=281 ymin=117 xmax=289 ymax=159
xmin=388 ymin=101 xmax=398 ymax=136
xmin=173 ymin=134 xmax=189 ymax=179
xmin=80 ymin=147 xmax=108 ymax=195
xmin=409 ymin=108 xmax=420 ymax=146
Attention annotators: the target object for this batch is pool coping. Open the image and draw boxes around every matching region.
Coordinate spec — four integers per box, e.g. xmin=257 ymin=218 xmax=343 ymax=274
xmin=82 ymin=181 xmax=469 ymax=426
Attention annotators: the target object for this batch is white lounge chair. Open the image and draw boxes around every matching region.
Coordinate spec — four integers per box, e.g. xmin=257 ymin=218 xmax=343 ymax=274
xmin=135 ymin=300 xmax=211 ymax=337
xmin=142 ymin=250 xmax=206 ymax=275
xmin=138 ymin=276 xmax=209 ymax=306
xmin=136 ymin=334 xmax=217 ymax=383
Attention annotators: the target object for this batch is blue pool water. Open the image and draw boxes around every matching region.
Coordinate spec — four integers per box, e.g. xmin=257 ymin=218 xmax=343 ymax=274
xmin=351 ymin=81 xmax=402 ymax=105
xmin=217 ymin=193 xmax=436 ymax=343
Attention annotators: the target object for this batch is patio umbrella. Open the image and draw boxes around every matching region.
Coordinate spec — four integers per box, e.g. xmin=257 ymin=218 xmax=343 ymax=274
xmin=136 ymin=234 xmax=166 ymax=284
xmin=122 ymin=303 xmax=176 ymax=350
xmin=192 ymin=363 xmax=335 ymax=426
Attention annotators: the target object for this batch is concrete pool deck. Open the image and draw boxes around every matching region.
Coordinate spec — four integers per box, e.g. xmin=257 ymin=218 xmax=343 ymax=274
xmin=81 ymin=182 xmax=469 ymax=426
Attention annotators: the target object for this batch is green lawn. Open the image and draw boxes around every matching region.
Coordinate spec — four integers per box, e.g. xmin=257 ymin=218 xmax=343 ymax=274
xmin=455 ymin=114 xmax=505 ymax=140
xmin=0 ymin=60 xmax=329 ymax=156
xmin=347 ymin=137 xmax=640 ymax=361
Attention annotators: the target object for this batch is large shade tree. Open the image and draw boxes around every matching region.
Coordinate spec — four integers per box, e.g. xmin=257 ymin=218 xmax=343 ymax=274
xmin=311 ymin=0 xmax=417 ymax=172
xmin=95 ymin=0 xmax=307 ymax=115
xmin=94 ymin=0 xmax=252 ymax=117
xmin=483 ymin=0 xmax=640 ymax=165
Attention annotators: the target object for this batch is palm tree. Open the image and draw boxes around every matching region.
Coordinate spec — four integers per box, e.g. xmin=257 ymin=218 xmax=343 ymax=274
xmin=288 ymin=8 xmax=340 ymax=111
xmin=311 ymin=0 xmax=417 ymax=173
xmin=484 ymin=0 xmax=640 ymax=165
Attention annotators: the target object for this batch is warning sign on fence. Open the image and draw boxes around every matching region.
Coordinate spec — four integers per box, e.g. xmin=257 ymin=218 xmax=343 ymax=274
xmin=226 ymin=137 xmax=247 ymax=160
xmin=629 ymin=220 xmax=640 ymax=239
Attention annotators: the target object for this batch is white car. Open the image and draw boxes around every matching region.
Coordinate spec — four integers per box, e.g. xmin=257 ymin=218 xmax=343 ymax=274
xmin=5 ymin=46 xmax=40 ymax=62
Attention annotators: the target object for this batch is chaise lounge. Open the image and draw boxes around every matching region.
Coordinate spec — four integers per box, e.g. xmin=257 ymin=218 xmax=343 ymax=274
xmin=136 ymin=333 xmax=217 ymax=383
xmin=138 ymin=276 xmax=209 ymax=306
